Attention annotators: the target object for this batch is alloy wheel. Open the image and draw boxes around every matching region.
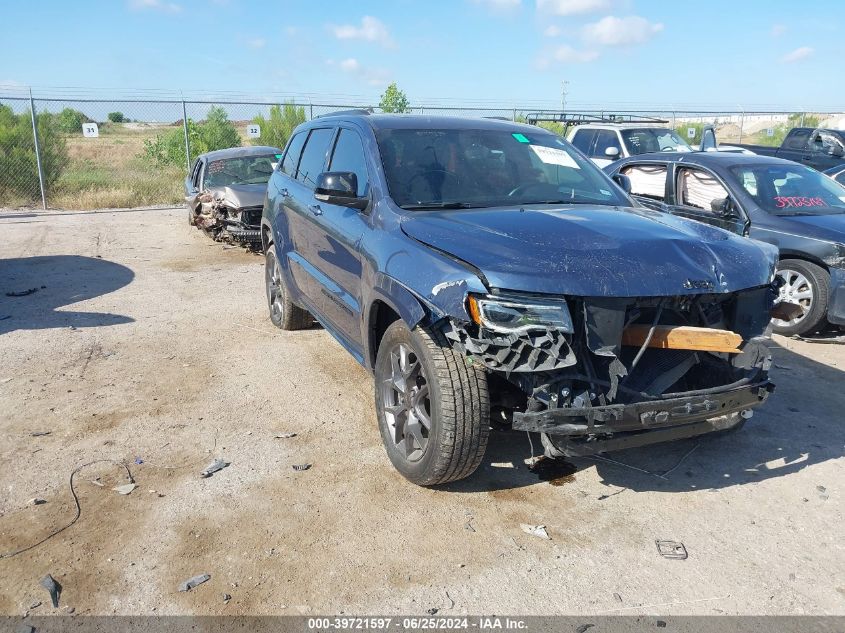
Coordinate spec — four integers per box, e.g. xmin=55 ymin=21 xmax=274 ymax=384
xmin=380 ymin=343 xmax=432 ymax=462
xmin=774 ymin=268 xmax=813 ymax=327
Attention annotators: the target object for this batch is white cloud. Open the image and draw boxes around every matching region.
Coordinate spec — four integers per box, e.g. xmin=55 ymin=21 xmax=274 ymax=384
xmin=327 ymin=58 xmax=391 ymax=87
xmin=537 ymin=44 xmax=599 ymax=67
xmin=128 ymin=0 xmax=182 ymax=13
xmin=582 ymin=15 xmax=663 ymax=46
xmin=537 ymin=0 xmax=611 ymax=16
xmin=330 ymin=16 xmax=394 ymax=48
xmin=543 ymin=25 xmax=562 ymax=37
xmin=246 ymin=37 xmax=266 ymax=49
xmin=469 ymin=0 xmax=521 ymax=11
xmin=781 ymin=46 xmax=814 ymax=63
xmin=339 ymin=58 xmax=360 ymax=72
xmin=771 ymin=23 xmax=786 ymax=37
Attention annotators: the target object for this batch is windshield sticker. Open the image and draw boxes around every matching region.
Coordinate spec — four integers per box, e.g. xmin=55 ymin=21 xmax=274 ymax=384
xmin=512 ymin=133 xmax=530 ymax=143
xmin=529 ymin=145 xmax=579 ymax=169
xmin=774 ymin=196 xmax=825 ymax=208
xmin=208 ymin=160 xmax=225 ymax=173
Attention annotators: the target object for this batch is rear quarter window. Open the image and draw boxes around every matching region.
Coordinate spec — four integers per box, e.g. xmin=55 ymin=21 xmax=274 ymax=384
xmin=281 ymin=132 xmax=307 ymax=177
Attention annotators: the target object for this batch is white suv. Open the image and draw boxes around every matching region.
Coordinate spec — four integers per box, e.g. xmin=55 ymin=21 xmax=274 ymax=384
xmin=567 ymin=124 xmax=692 ymax=168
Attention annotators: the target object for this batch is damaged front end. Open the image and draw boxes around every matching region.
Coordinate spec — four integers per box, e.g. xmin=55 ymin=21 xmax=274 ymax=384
xmin=444 ymin=286 xmax=778 ymax=457
xmin=193 ymin=188 xmax=263 ymax=249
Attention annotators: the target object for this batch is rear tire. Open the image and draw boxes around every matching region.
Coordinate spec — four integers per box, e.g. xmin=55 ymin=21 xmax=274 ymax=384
xmin=375 ymin=320 xmax=489 ymax=486
xmin=772 ymin=259 xmax=829 ymax=337
xmin=264 ymin=243 xmax=312 ymax=330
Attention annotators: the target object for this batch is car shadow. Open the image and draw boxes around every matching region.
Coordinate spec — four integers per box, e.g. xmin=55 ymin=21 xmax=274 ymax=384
xmin=0 ymin=255 xmax=135 ymax=335
xmin=442 ymin=340 xmax=844 ymax=494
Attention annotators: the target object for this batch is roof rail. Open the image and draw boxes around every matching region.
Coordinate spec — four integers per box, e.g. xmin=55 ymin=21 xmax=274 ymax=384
xmin=315 ymin=108 xmax=373 ymax=118
xmin=525 ymin=111 xmax=669 ymax=134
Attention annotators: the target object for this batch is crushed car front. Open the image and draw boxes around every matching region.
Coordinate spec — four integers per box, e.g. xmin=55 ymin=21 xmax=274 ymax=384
xmin=377 ymin=120 xmax=780 ymax=456
xmin=194 ymin=149 xmax=281 ymax=248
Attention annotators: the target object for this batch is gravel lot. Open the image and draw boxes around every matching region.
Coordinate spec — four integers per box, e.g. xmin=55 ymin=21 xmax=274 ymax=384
xmin=0 ymin=207 xmax=842 ymax=616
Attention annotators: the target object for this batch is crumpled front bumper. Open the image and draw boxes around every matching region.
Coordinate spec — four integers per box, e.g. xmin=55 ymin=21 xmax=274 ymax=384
xmin=827 ymin=268 xmax=845 ymax=326
xmin=513 ymin=380 xmax=774 ymax=454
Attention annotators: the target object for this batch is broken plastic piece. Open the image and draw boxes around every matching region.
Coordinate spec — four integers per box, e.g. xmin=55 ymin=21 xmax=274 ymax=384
xmin=30 ymin=431 xmax=51 ymax=437
xmin=40 ymin=574 xmax=61 ymax=607
xmin=178 ymin=573 xmax=211 ymax=592
xmin=292 ymin=463 xmax=312 ymax=471
xmin=520 ymin=524 xmax=551 ymax=540
xmin=200 ymin=458 xmax=229 ymax=478
xmin=655 ymin=540 xmax=688 ymax=559
xmin=112 ymin=483 xmax=137 ymax=495
xmin=274 ymin=433 xmax=297 ymax=439
xmin=29 ymin=498 xmax=47 ymax=505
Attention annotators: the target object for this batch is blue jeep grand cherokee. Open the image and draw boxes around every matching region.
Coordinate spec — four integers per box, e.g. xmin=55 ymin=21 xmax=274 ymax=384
xmin=261 ymin=111 xmax=781 ymax=486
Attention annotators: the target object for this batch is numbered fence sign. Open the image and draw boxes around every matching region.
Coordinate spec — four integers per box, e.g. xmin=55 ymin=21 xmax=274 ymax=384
xmin=247 ymin=124 xmax=261 ymax=138
xmin=82 ymin=123 xmax=99 ymax=138
xmin=767 ymin=128 xmax=774 ymax=137
xmin=687 ymin=127 xmax=696 ymax=139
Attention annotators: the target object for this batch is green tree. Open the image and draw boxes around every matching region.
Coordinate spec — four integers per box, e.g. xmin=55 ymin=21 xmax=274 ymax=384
xmin=379 ymin=82 xmax=410 ymax=114
xmin=201 ymin=106 xmax=241 ymax=151
xmin=107 ymin=112 xmax=125 ymax=123
xmin=0 ymin=105 xmax=67 ymax=203
xmin=141 ymin=107 xmax=241 ymax=168
xmin=55 ymin=107 xmax=91 ymax=133
xmin=250 ymin=102 xmax=306 ymax=148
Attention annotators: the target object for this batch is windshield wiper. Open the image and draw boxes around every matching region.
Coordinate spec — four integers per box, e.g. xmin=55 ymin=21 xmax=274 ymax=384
xmin=519 ymin=199 xmax=599 ymax=205
xmin=401 ymin=202 xmax=485 ymax=210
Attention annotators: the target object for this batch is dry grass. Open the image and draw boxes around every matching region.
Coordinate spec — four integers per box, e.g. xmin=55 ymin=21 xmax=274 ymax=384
xmin=51 ymin=123 xmax=185 ymax=210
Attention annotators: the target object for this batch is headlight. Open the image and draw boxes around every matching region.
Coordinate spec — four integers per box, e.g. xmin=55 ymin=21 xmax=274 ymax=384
xmin=467 ymin=294 xmax=574 ymax=334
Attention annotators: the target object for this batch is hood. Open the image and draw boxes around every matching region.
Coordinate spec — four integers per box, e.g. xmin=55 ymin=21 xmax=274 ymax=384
xmin=207 ymin=183 xmax=266 ymax=208
xmin=400 ymin=205 xmax=777 ymax=297
xmin=779 ymin=213 xmax=845 ymax=243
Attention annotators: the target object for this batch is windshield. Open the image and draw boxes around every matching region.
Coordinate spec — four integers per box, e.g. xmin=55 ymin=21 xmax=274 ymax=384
xmin=375 ymin=128 xmax=629 ymax=209
xmin=729 ymin=163 xmax=845 ymax=216
xmin=621 ymin=128 xmax=691 ymax=155
xmin=204 ymin=155 xmax=277 ymax=187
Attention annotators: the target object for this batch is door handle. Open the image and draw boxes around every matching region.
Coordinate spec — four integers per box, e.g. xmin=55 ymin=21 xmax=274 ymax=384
xmin=308 ymin=204 xmax=323 ymax=216
xmin=280 ymin=187 xmax=290 ymax=197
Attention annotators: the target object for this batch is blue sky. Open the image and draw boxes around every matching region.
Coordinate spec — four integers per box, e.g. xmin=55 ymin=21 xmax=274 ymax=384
xmin=1 ymin=0 xmax=843 ymax=109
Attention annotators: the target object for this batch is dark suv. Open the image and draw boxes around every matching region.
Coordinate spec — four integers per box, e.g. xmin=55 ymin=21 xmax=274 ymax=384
xmin=261 ymin=112 xmax=781 ymax=486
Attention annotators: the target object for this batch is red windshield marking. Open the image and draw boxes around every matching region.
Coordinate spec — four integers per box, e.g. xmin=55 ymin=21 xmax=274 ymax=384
xmin=774 ymin=196 xmax=826 ymax=208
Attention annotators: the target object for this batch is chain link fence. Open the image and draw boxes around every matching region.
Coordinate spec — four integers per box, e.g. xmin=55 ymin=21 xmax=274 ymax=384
xmin=2 ymin=92 xmax=843 ymax=210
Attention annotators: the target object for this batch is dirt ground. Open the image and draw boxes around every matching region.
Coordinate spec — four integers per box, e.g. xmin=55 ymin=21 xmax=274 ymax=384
xmin=0 ymin=207 xmax=842 ymax=617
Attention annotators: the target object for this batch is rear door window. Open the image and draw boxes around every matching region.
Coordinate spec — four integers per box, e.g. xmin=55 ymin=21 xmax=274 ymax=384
xmin=620 ymin=163 xmax=668 ymax=200
xmin=328 ymin=128 xmax=369 ymax=197
xmin=296 ymin=128 xmax=335 ymax=189
xmin=784 ymin=129 xmax=810 ymax=150
xmin=281 ymin=132 xmax=307 ymax=176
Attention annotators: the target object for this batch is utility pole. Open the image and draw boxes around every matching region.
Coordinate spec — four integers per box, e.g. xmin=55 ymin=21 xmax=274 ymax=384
xmin=560 ymin=80 xmax=569 ymax=113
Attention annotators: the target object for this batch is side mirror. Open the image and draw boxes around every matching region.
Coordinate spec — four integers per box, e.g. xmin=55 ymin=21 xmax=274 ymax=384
xmin=604 ymin=146 xmax=621 ymax=158
xmin=314 ymin=171 xmax=368 ymax=210
xmin=711 ymin=196 xmax=739 ymax=218
xmin=611 ymin=173 xmax=632 ymax=193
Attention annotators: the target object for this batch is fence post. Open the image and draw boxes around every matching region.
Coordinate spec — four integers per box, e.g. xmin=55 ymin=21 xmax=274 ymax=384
xmin=28 ymin=89 xmax=47 ymax=210
xmin=738 ymin=112 xmax=744 ymax=144
xmin=512 ymin=108 xmax=516 ymax=122
xmin=309 ymin=103 xmax=314 ymax=120
xmin=800 ymin=112 xmax=805 ymax=127
xmin=181 ymin=100 xmax=191 ymax=174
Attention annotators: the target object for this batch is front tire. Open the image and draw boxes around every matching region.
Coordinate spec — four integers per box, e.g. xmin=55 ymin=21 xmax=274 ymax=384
xmin=772 ymin=259 xmax=829 ymax=337
xmin=264 ymin=243 xmax=312 ymax=330
xmin=375 ymin=321 xmax=489 ymax=486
